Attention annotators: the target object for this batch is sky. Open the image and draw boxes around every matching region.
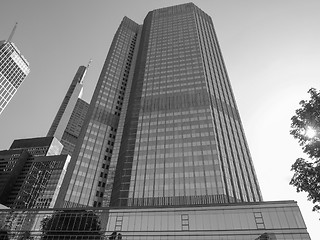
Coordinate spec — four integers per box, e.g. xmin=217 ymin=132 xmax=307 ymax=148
xmin=0 ymin=0 xmax=319 ymax=238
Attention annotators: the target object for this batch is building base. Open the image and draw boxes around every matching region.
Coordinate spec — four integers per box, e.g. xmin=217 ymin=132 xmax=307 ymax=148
xmin=0 ymin=200 xmax=310 ymax=239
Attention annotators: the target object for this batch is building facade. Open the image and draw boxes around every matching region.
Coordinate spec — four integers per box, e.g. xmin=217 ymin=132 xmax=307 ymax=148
xmin=0 ymin=137 xmax=70 ymax=209
xmin=105 ymin=201 xmax=308 ymax=239
xmin=0 ymin=3 xmax=311 ymax=239
xmin=59 ymin=98 xmax=89 ymax=156
xmin=47 ymin=65 xmax=89 ymax=156
xmin=0 ymin=149 xmax=29 ymax=205
xmin=0 ymin=40 xmax=30 ymax=115
xmin=0 ymin=201 xmax=310 ymax=240
xmin=60 ymin=3 xmax=261 ymax=208
xmin=106 ymin=3 xmax=262 ymax=208
xmin=59 ymin=17 xmax=141 ymax=208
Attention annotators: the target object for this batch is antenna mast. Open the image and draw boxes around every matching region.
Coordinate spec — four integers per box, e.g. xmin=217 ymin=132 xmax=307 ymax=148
xmin=87 ymin=59 xmax=92 ymax=69
xmin=80 ymin=59 xmax=92 ymax=84
xmin=8 ymin=22 xmax=18 ymax=42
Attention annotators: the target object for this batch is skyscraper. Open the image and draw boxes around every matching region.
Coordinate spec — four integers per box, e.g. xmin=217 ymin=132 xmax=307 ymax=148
xmin=107 ymin=3 xmax=262 ymax=208
xmin=47 ymin=65 xmax=89 ymax=156
xmin=0 ymin=38 xmax=30 ymax=115
xmin=0 ymin=4 xmax=311 ymax=239
xmin=0 ymin=65 xmax=91 ymax=210
xmin=59 ymin=17 xmax=140 ymax=208
xmin=60 ymin=3 xmax=262 ymax=208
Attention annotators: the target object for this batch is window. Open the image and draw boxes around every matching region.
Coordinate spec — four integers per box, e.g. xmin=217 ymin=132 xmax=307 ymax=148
xmin=254 ymin=212 xmax=265 ymax=229
xmin=181 ymin=214 xmax=189 ymax=231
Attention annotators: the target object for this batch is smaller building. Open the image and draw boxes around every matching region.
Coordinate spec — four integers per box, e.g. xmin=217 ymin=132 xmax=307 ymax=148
xmin=0 ymin=149 xmax=29 ymax=205
xmin=0 ymin=40 xmax=30 ymax=115
xmin=14 ymin=154 xmax=70 ymax=209
xmin=105 ymin=201 xmax=310 ymax=239
xmin=0 ymin=201 xmax=311 ymax=239
xmin=0 ymin=137 xmax=70 ymax=209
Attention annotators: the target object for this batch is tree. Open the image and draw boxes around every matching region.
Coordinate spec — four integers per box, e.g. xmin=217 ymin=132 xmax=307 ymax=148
xmin=18 ymin=231 xmax=31 ymax=240
xmin=255 ymin=232 xmax=276 ymax=240
xmin=108 ymin=232 xmax=122 ymax=240
xmin=41 ymin=210 xmax=102 ymax=240
xmin=290 ymin=88 xmax=320 ymax=212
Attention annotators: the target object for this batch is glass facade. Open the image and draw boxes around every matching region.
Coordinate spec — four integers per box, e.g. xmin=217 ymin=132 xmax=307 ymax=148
xmin=0 ymin=201 xmax=310 ymax=240
xmin=60 ymin=17 xmax=141 ymax=208
xmin=14 ymin=155 xmax=70 ymax=209
xmin=0 ymin=4 xmax=311 ymax=239
xmin=0 ymin=137 xmax=69 ymax=209
xmin=61 ymin=3 xmax=261 ymax=209
xmin=0 ymin=41 xmax=30 ymax=114
xmin=47 ymin=66 xmax=88 ymax=145
xmin=105 ymin=201 xmax=309 ymax=240
xmin=106 ymin=3 xmax=261 ymax=207
xmin=59 ymin=98 xmax=89 ymax=156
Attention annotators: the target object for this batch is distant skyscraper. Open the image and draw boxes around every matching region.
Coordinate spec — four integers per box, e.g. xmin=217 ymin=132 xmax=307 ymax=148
xmin=59 ymin=98 xmax=89 ymax=156
xmin=60 ymin=3 xmax=262 ymax=208
xmin=0 ymin=65 xmax=90 ymax=209
xmin=47 ymin=65 xmax=89 ymax=156
xmin=0 ymin=25 xmax=30 ymax=115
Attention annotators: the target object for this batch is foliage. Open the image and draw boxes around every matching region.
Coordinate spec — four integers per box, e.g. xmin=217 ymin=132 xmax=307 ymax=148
xmin=41 ymin=210 xmax=102 ymax=240
xmin=255 ymin=232 xmax=276 ymax=240
xmin=108 ymin=231 xmax=122 ymax=240
xmin=290 ymin=158 xmax=320 ymax=211
xmin=290 ymin=88 xmax=320 ymax=212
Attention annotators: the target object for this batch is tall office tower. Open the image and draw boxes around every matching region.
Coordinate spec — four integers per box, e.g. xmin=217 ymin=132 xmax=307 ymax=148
xmin=0 ymin=4 xmax=311 ymax=239
xmin=0 ymin=40 xmax=30 ymax=115
xmin=0 ymin=137 xmax=70 ymax=209
xmin=47 ymin=65 xmax=89 ymax=156
xmin=59 ymin=17 xmax=140 ymax=208
xmin=107 ymin=3 xmax=263 ymax=207
xmin=60 ymin=3 xmax=262 ymax=208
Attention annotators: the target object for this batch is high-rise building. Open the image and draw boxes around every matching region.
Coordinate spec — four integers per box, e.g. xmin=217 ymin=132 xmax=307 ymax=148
xmin=0 ymin=3 xmax=311 ymax=239
xmin=0 ymin=64 xmax=89 ymax=209
xmin=60 ymin=3 xmax=261 ymax=208
xmin=107 ymin=3 xmax=263 ymax=208
xmin=0 ymin=25 xmax=30 ymax=115
xmin=47 ymin=65 xmax=89 ymax=156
